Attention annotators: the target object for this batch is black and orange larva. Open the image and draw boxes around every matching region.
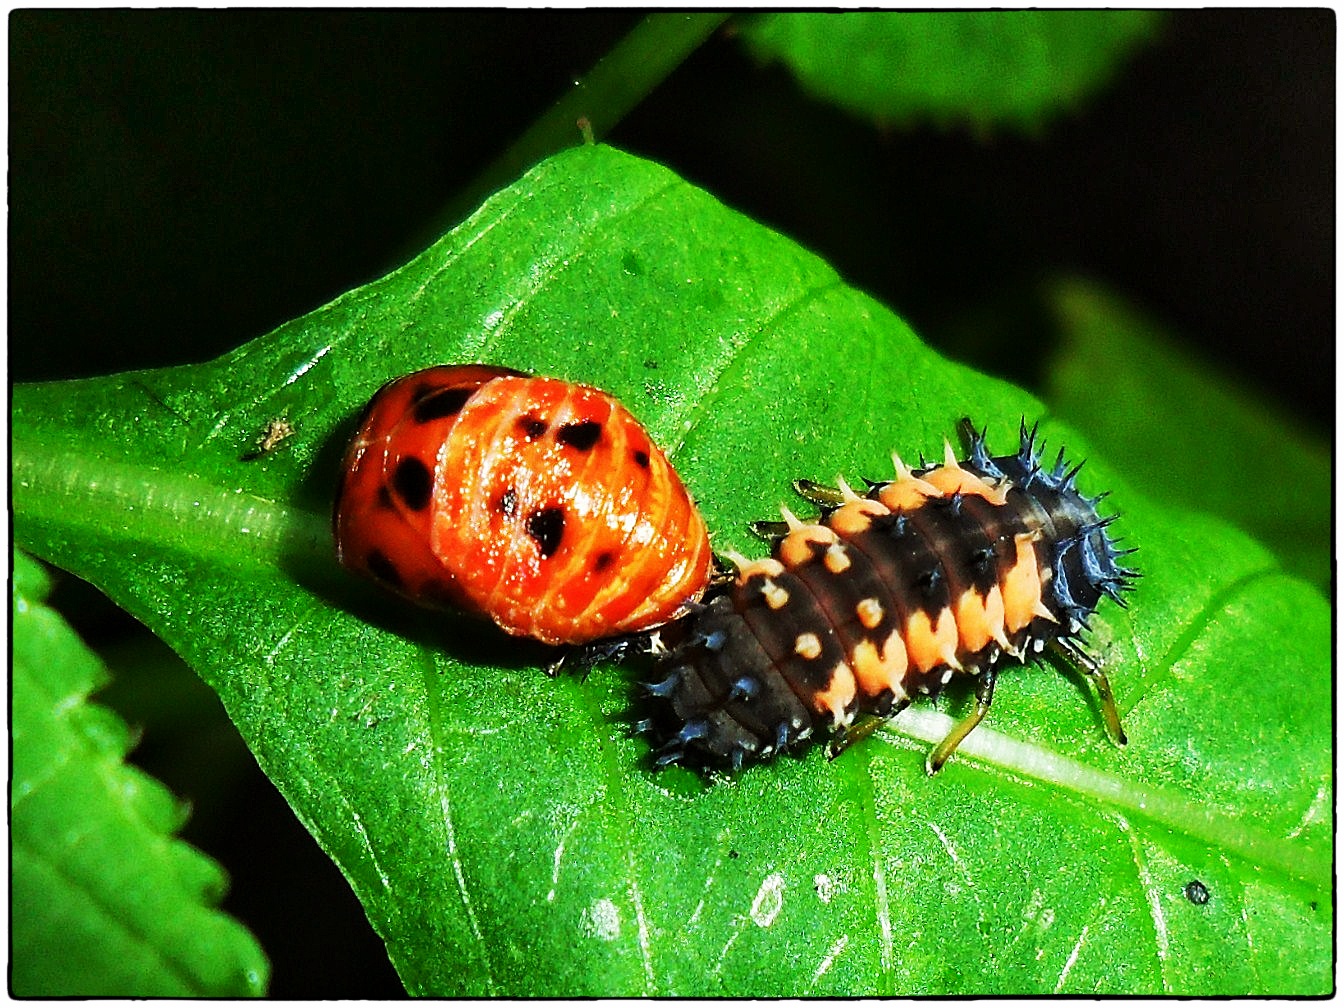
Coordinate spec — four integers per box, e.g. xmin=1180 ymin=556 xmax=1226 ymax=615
xmin=641 ymin=421 xmax=1137 ymax=774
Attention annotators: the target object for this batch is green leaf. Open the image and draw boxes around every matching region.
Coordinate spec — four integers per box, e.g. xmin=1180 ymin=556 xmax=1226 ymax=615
xmin=13 ymin=144 xmax=1330 ymax=995
xmin=10 ymin=550 xmax=269 ymax=997
xmin=1044 ymin=278 xmax=1330 ymax=592
xmin=739 ymin=11 xmax=1164 ymax=130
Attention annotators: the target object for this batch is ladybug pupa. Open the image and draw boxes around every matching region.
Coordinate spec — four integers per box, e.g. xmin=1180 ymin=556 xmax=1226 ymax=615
xmin=643 ymin=420 xmax=1137 ymax=774
xmin=334 ymin=364 xmax=714 ymax=648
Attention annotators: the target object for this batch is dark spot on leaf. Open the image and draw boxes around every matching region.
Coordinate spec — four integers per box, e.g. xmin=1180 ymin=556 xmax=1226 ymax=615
xmin=1183 ymin=880 xmax=1210 ymax=905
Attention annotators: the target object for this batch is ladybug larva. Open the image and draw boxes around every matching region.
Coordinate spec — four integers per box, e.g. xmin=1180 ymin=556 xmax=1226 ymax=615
xmin=333 ymin=364 xmax=713 ymax=647
xmin=644 ymin=420 xmax=1137 ymax=774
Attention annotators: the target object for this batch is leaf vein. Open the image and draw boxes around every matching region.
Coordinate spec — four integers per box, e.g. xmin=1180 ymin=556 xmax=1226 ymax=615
xmin=665 ymin=276 xmax=848 ymax=458
xmin=859 ymin=751 xmax=894 ymax=984
xmin=573 ymin=676 xmax=658 ymax=993
xmin=419 ymin=649 xmax=498 ymax=994
xmin=1115 ymin=813 xmax=1172 ymax=991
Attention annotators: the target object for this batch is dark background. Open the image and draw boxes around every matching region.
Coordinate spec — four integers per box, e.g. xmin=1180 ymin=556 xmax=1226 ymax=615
xmin=9 ymin=10 xmax=1333 ymax=996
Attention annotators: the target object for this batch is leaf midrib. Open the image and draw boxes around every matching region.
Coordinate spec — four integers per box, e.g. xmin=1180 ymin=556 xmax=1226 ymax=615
xmin=881 ymin=704 xmax=1328 ymax=892
xmin=13 ymin=447 xmax=331 ymax=574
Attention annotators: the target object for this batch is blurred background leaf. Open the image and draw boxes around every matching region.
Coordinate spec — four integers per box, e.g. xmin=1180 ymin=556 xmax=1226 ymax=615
xmin=739 ymin=11 xmax=1165 ymax=130
xmin=11 ymin=551 xmax=268 ymax=996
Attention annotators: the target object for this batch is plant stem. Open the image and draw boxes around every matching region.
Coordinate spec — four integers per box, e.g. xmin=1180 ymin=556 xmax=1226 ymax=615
xmin=429 ymin=12 xmax=730 ymax=238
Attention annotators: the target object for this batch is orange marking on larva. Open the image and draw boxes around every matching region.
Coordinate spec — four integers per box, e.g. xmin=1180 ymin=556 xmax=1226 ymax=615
xmin=877 ymin=477 xmax=939 ymax=512
xmin=761 ymin=578 xmax=790 ymax=610
xmin=811 ymin=662 xmax=858 ymax=727
xmin=1001 ymin=531 xmax=1047 ymax=633
xmin=850 ymin=633 xmax=909 ymax=700
xmin=737 ymin=557 xmax=786 ymax=584
xmin=921 ymin=465 xmax=1010 ymax=505
xmin=795 ymin=632 xmax=823 ymax=660
xmin=780 ymin=524 xmax=836 ymax=568
xmin=856 ymin=597 xmax=884 ymax=630
xmin=903 ymin=607 xmax=962 ymax=673
xmin=828 ymin=498 xmax=887 ymax=536
xmin=952 ymin=585 xmax=997 ymax=654
xmin=824 ymin=543 xmax=851 ymax=574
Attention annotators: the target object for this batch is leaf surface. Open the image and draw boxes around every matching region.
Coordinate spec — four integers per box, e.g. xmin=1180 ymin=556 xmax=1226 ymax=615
xmin=738 ymin=11 xmax=1164 ymax=130
xmin=10 ymin=551 xmax=269 ymax=996
xmin=12 ymin=144 xmax=1330 ymax=995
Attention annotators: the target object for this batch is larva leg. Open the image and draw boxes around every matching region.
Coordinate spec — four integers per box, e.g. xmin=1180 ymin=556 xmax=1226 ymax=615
xmin=708 ymin=553 xmax=739 ymax=588
xmin=748 ymin=520 xmax=789 ymax=541
xmin=927 ymin=667 xmax=997 ymax=774
xmin=793 ymin=478 xmax=848 ymax=508
xmin=826 ymin=698 xmax=912 ymax=761
xmin=1052 ymin=636 xmax=1128 ymax=746
xmin=545 ymin=631 xmax=657 ymax=679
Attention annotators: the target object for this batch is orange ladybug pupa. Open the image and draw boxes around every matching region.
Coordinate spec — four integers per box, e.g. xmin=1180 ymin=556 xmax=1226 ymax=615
xmin=334 ymin=364 xmax=713 ymax=647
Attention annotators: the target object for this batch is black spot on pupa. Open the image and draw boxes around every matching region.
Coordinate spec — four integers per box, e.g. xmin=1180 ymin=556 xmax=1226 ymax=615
xmin=526 ymin=507 xmax=566 ymax=558
xmin=518 ymin=415 xmax=549 ymax=440
xmin=632 ymin=449 xmax=651 ymax=469
xmin=392 ymin=456 xmax=433 ymax=511
xmin=413 ymin=386 xmax=475 ymax=423
xmin=558 ymin=420 xmax=602 ymax=452
xmin=593 ymin=551 xmax=615 ymax=572
xmin=496 ymin=487 xmax=518 ymax=519
xmin=366 ymin=549 xmax=403 ymax=588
